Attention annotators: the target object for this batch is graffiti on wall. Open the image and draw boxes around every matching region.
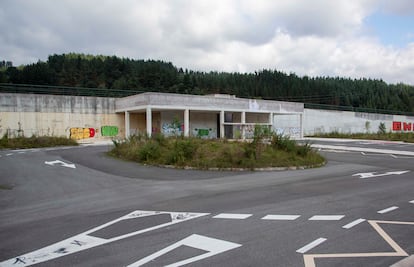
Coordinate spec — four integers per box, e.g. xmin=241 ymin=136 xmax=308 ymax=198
xmin=162 ymin=117 xmax=183 ymax=136
xmin=274 ymin=127 xmax=301 ymax=138
xmin=70 ymin=126 xmax=118 ymax=139
xmin=393 ymin=121 xmax=414 ymax=132
xmin=70 ymin=128 xmax=96 ymax=140
xmin=192 ymin=128 xmax=216 ymax=139
xmin=101 ymin=126 xmax=119 ymax=137
xmin=162 ymin=123 xmax=183 ymax=136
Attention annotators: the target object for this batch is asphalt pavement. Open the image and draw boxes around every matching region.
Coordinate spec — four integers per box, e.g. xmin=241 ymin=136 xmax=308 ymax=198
xmin=0 ymin=138 xmax=413 ymax=267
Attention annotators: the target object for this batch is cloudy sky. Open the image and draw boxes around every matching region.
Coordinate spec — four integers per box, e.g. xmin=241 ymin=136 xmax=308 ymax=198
xmin=1 ymin=0 xmax=414 ymax=84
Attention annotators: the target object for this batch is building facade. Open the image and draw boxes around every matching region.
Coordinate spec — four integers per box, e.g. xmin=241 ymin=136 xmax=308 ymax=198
xmin=115 ymin=92 xmax=304 ymax=139
xmin=3 ymin=91 xmax=413 ymax=141
xmin=0 ymin=92 xmax=304 ymax=140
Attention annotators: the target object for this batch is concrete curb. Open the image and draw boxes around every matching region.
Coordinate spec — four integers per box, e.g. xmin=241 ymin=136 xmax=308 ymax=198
xmin=156 ymin=161 xmax=326 ymax=172
xmin=312 ymin=144 xmax=414 ymax=156
xmin=305 ymin=137 xmax=410 ymax=144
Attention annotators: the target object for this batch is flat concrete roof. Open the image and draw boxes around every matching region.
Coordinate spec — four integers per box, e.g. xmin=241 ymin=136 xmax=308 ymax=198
xmin=115 ymin=92 xmax=303 ymax=114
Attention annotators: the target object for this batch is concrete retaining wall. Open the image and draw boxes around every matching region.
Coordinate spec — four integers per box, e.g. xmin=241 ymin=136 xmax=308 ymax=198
xmin=303 ymin=109 xmax=414 ymax=135
xmin=2 ymin=93 xmax=414 ymax=139
xmin=0 ymin=93 xmax=124 ymax=138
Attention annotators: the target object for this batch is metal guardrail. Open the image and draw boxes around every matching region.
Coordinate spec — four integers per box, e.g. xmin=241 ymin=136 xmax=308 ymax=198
xmin=1 ymin=83 xmax=413 ymax=116
xmin=304 ymin=103 xmax=414 ymax=116
xmin=0 ymin=83 xmax=143 ymax=97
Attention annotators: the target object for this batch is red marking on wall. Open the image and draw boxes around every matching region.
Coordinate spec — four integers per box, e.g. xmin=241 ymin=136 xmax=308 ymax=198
xmin=393 ymin=121 xmax=414 ymax=132
xmin=403 ymin=122 xmax=412 ymax=131
xmin=89 ymin=128 xmax=95 ymax=137
xmin=393 ymin=121 xmax=402 ymax=131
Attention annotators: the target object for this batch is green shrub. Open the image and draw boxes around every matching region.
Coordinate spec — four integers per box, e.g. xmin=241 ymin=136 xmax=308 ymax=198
xmin=109 ymin=133 xmax=325 ymax=170
xmin=167 ymin=138 xmax=199 ymax=165
xmin=0 ymin=134 xmax=77 ymax=149
xmin=271 ymin=133 xmax=296 ymax=152
xmin=138 ymin=141 xmax=161 ymax=162
xmin=296 ymin=142 xmax=312 ymax=156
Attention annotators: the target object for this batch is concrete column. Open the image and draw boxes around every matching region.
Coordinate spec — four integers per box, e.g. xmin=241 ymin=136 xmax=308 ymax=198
xmin=300 ymin=113 xmax=304 ymax=139
xmin=146 ymin=106 xmax=152 ymax=137
xmin=241 ymin=111 xmax=246 ymax=140
xmin=269 ymin=112 xmax=273 ymax=133
xmin=220 ymin=110 xmax=225 ymax=139
xmin=184 ymin=109 xmax=190 ymax=137
xmin=125 ymin=111 xmax=130 ymax=139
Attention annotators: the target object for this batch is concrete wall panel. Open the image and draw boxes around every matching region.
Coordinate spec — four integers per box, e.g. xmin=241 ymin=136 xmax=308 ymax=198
xmin=1 ymin=93 xmax=116 ymax=114
xmin=0 ymin=111 xmax=123 ymax=138
xmin=303 ymin=109 xmax=414 ymax=135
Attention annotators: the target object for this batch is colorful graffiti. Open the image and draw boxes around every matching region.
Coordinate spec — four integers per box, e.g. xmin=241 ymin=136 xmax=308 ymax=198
xmin=70 ymin=126 xmax=118 ymax=139
xmin=162 ymin=122 xmax=183 ymax=136
xmin=101 ymin=126 xmax=119 ymax=137
xmin=70 ymin=128 xmax=95 ymax=140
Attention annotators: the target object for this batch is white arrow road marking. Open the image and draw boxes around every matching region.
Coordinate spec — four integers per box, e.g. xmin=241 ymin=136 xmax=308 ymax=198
xmin=352 ymin=170 xmax=410 ymax=179
xmin=44 ymin=160 xmax=76 ymax=169
xmin=0 ymin=210 xmax=209 ymax=267
xmin=391 ymin=155 xmax=414 ymax=159
xmin=127 ymin=234 xmax=241 ymax=267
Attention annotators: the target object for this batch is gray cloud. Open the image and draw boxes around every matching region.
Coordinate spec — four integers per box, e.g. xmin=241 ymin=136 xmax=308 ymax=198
xmin=1 ymin=0 xmax=414 ymax=84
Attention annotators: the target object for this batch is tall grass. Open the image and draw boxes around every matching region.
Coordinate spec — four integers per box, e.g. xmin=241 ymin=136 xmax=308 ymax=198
xmin=311 ymin=131 xmax=414 ymax=143
xmin=109 ymin=131 xmax=324 ymax=170
xmin=0 ymin=134 xmax=78 ymax=149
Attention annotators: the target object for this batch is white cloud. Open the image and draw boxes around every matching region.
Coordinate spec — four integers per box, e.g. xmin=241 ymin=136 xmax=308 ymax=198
xmin=1 ymin=0 xmax=414 ymax=85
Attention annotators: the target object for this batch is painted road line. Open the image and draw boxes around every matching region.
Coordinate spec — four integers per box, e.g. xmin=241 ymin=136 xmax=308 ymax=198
xmin=391 ymin=255 xmax=414 ymax=267
xmin=310 ymin=144 xmax=414 ymax=157
xmin=309 ymin=215 xmax=345 ymax=221
xmin=302 ymin=220 xmax=413 ymax=267
xmin=377 ymin=206 xmax=399 ymax=214
xmin=127 ymin=234 xmax=241 ymax=267
xmin=342 ymin=218 xmax=366 ymax=229
xmin=353 ymin=170 xmax=410 ymax=179
xmin=296 ymin=238 xmax=327 ymax=254
xmin=261 ymin=215 xmax=300 ymax=220
xmin=6 ymin=153 xmax=13 ymax=156
xmin=213 ymin=213 xmax=252 ymax=219
xmin=409 ymin=200 xmax=414 ymax=204
xmin=45 ymin=160 xmax=76 ymax=169
xmin=0 ymin=210 xmax=209 ymax=267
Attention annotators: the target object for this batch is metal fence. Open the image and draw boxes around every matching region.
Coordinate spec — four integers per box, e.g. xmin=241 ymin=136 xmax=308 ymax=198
xmin=0 ymin=83 xmax=143 ymax=97
xmin=304 ymin=103 xmax=414 ymax=116
xmin=1 ymin=83 xmax=413 ymax=116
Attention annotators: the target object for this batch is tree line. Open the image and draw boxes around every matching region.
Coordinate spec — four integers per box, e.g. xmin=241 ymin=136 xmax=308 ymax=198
xmin=1 ymin=53 xmax=413 ymax=113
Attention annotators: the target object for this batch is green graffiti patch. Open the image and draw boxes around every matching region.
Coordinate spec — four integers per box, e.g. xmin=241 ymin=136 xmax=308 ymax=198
xmin=197 ymin=129 xmax=210 ymax=137
xmin=101 ymin=126 xmax=119 ymax=137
